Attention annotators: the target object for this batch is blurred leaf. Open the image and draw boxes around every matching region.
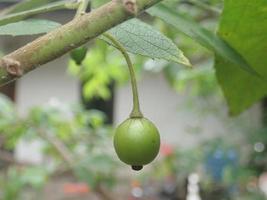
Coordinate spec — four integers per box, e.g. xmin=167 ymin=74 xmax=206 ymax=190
xmin=0 ymin=94 xmax=16 ymax=120
xmin=68 ymin=59 xmax=81 ymax=76
xmin=0 ymin=0 xmax=78 ymax=26
xmin=105 ymin=19 xmax=191 ymax=66
xmin=214 ymin=0 xmax=267 ymax=115
xmin=1 ymin=0 xmax=57 ymax=14
xmin=1 ymin=166 xmax=48 ymax=200
xmin=89 ymin=155 xmax=117 ymax=173
xmin=87 ymin=110 xmax=106 ymax=128
xmin=70 ymin=44 xmax=127 ymax=100
xmin=91 ymin=0 xmax=109 ymax=8
xmin=74 ymin=166 xmax=97 ymax=188
xmin=83 ymin=75 xmax=110 ymax=100
xmin=148 ymin=4 xmax=257 ymax=75
xmin=2 ymin=167 xmax=23 ymax=200
xmin=164 ymin=61 xmax=217 ymax=96
xmin=21 ymin=167 xmax=49 ymax=188
xmin=0 ymin=19 xmax=60 ymax=36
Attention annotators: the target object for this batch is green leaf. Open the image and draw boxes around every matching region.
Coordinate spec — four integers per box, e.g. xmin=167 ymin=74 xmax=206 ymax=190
xmin=0 ymin=1 xmax=78 ymax=26
xmin=21 ymin=167 xmax=48 ymax=189
xmin=74 ymin=166 xmax=96 ymax=188
xmin=148 ymin=4 xmax=256 ymax=75
xmin=0 ymin=19 xmax=60 ymax=36
xmin=105 ymin=18 xmax=191 ymax=66
xmin=91 ymin=0 xmax=109 ymax=8
xmin=1 ymin=0 xmax=57 ymax=14
xmin=214 ymin=0 xmax=267 ymax=115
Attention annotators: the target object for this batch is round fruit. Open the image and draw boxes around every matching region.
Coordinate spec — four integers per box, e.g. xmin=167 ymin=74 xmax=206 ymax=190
xmin=113 ymin=117 xmax=160 ymax=170
xmin=70 ymin=46 xmax=87 ymax=65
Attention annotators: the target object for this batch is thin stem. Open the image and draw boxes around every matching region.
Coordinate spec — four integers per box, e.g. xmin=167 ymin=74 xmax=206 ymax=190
xmin=72 ymin=0 xmax=90 ymax=55
xmin=37 ymin=128 xmax=75 ymax=168
xmin=185 ymin=0 xmax=221 ymax=14
xmin=0 ymin=0 xmax=80 ymax=26
xmin=75 ymin=0 xmax=90 ymax=18
xmin=103 ymin=33 xmax=143 ymax=118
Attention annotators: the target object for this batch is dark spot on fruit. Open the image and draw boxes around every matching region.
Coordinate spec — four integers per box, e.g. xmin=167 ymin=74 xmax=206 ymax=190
xmin=132 ymin=165 xmax=143 ymax=171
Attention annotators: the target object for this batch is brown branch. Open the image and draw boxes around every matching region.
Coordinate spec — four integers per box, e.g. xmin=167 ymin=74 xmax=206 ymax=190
xmin=37 ymin=130 xmax=75 ymax=168
xmin=0 ymin=150 xmax=32 ymax=166
xmin=0 ymin=0 xmax=162 ymax=86
xmin=96 ymin=185 xmax=116 ymax=200
xmin=0 ymin=150 xmax=16 ymax=164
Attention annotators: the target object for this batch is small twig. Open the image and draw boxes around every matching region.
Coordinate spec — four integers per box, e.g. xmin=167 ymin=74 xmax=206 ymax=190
xmin=75 ymin=0 xmax=90 ymax=18
xmin=96 ymin=185 xmax=116 ymax=200
xmin=182 ymin=0 xmax=221 ymax=14
xmin=0 ymin=150 xmax=16 ymax=164
xmin=0 ymin=0 xmax=80 ymax=26
xmin=103 ymin=33 xmax=143 ymax=118
xmin=37 ymin=129 xmax=75 ymax=168
xmin=0 ymin=0 xmax=58 ymax=16
xmin=0 ymin=150 xmax=30 ymax=166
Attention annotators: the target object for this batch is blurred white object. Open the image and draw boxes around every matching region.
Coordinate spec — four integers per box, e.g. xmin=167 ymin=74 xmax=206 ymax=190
xmin=259 ymin=172 xmax=267 ymax=196
xmin=131 ymin=187 xmax=143 ymax=198
xmin=15 ymin=139 xmax=44 ymax=164
xmin=186 ymin=173 xmax=201 ymax=200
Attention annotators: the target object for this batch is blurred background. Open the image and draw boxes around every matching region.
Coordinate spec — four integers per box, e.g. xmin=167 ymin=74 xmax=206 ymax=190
xmin=0 ymin=0 xmax=266 ymax=199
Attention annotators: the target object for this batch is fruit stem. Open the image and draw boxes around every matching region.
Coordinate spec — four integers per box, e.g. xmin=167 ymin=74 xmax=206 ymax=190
xmin=103 ymin=33 xmax=143 ymax=118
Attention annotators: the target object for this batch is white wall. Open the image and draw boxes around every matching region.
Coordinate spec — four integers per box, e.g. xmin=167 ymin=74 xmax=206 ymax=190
xmin=16 ymin=56 xmax=80 ymax=114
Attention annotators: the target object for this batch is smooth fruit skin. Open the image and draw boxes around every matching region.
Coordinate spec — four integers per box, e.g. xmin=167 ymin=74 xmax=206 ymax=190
xmin=70 ymin=46 xmax=87 ymax=65
xmin=113 ymin=118 xmax=160 ymax=167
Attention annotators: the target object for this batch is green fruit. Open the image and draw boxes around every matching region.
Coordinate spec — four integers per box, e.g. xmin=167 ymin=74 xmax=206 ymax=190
xmin=70 ymin=46 xmax=87 ymax=65
xmin=113 ymin=117 xmax=160 ymax=170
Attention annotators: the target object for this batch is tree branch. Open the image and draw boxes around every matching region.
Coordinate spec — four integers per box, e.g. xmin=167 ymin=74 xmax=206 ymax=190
xmin=0 ymin=150 xmax=31 ymax=166
xmin=38 ymin=129 xmax=75 ymax=168
xmin=0 ymin=150 xmax=16 ymax=164
xmin=96 ymin=185 xmax=116 ymax=200
xmin=75 ymin=0 xmax=90 ymax=18
xmin=0 ymin=0 xmax=162 ymax=86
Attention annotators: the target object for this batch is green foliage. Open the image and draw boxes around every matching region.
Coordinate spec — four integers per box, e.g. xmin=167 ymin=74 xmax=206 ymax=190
xmin=2 ymin=0 xmax=57 ymax=14
xmin=215 ymin=0 xmax=267 ymax=115
xmin=105 ymin=19 xmax=191 ymax=66
xmin=0 ymin=0 xmax=265 ymax=114
xmin=0 ymin=95 xmax=25 ymax=149
xmin=31 ymin=104 xmax=119 ymax=190
xmin=0 ymin=166 xmax=49 ymax=200
xmin=68 ymin=40 xmax=128 ymax=100
xmin=164 ymin=61 xmax=217 ymax=97
xmin=0 ymin=19 xmax=60 ymax=36
xmin=0 ymin=0 xmax=267 ymax=198
xmin=74 ymin=154 xmax=117 ymax=188
xmin=148 ymin=3 xmax=256 ymax=75
xmin=0 ymin=96 xmax=120 ymax=198
xmin=91 ymin=0 xmax=109 ymax=9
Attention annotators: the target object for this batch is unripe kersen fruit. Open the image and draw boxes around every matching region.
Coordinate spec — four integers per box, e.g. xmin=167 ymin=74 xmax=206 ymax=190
xmin=113 ymin=117 xmax=160 ymax=170
xmin=70 ymin=46 xmax=87 ymax=65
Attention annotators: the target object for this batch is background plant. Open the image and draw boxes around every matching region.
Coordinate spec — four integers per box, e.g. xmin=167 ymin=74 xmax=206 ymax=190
xmin=0 ymin=0 xmax=266 ymax=199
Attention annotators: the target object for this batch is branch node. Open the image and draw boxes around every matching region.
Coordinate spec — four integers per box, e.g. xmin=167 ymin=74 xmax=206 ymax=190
xmin=123 ymin=0 xmax=138 ymax=15
xmin=3 ymin=58 xmax=23 ymax=77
